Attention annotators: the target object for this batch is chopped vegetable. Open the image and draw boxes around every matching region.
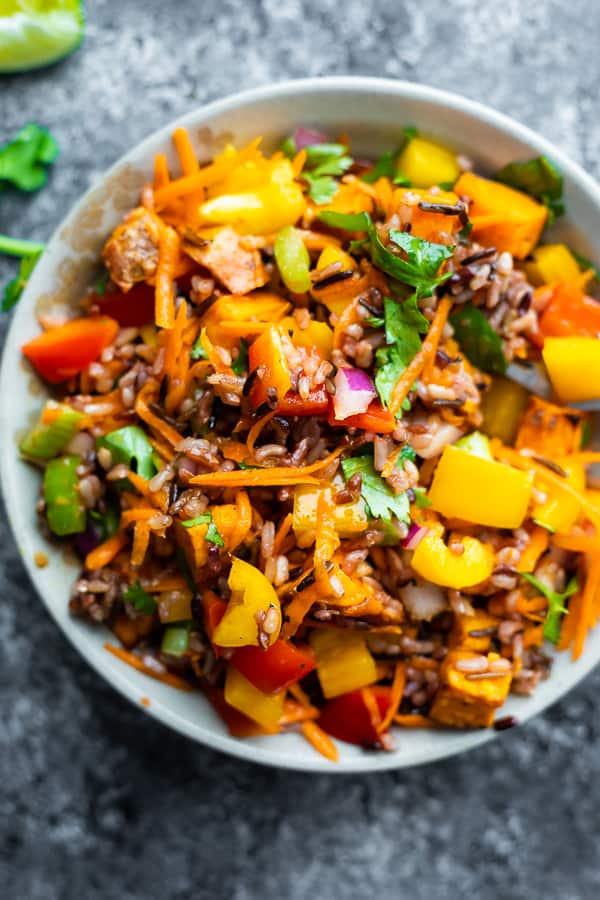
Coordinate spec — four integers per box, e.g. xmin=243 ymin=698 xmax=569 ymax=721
xmin=22 ymin=316 xmax=119 ymax=383
xmin=19 ymin=402 xmax=83 ymax=460
xmin=429 ymin=444 xmax=532 ymax=528
xmin=298 ymin=143 xmax=353 ymax=204
xmin=532 ymin=459 xmax=585 ymax=535
xmin=374 ymin=294 xmax=430 ymax=406
xmin=411 ymin=524 xmax=495 ymax=589
xmin=332 ymin=366 xmax=377 ymax=420
xmin=161 ymin=623 xmax=191 ymax=657
xmin=542 ymin=336 xmax=600 ymax=402
xmin=293 ymin=483 xmax=368 ymax=547
xmin=430 ymin=650 xmax=512 ymax=727
xmin=247 ymin=325 xmax=292 ymax=409
xmin=454 ymin=171 xmax=547 ymax=258
xmin=0 ymin=1 xmax=83 ymax=73
xmin=397 ymin=136 xmax=459 ymax=189
xmin=97 ymin=426 xmax=157 ymax=480
xmin=537 ymin=282 xmax=600 ymax=340
xmin=341 ymin=455 xmax=410 ymax=525
xmin=224 ymin=665 xmax=284 ymax=730
xmin=521 ymin=573 xmax=578 ymax=644
xmin=310 ymin=629 xmax=377 ymax=699
xmin=124 ymin=580 xmax=157 ymax=615
xmin=1 ymin=244 xmax=43 ymax=311
xmin=523 ymin=244 xmax=581 ymax=286
xmin=319 ymin=687 xmax=392 ymax=745
xmin=454 ymin=430 xmax=493 ymax=460
xmin=449 ymin=304 xmax=507 ymax=375
xmin=43 ymin=455 xmax=85 ymax=536
xmin=230 ymin=640 xmax=316 ymax=694
xmin=0 ymin=123 xmax=58 ymax=190
xmin=481 ymin=376 xmax=529 ymax=444
xmin=95 ymin=282 xmax=156 ymax=327
xmin=212 ymin=557 xmax=281 ymax=648
xmin=495 ymin=155 xmax=564 ymax=226
xmin=274 ymin=226 xmax=312 ymax=293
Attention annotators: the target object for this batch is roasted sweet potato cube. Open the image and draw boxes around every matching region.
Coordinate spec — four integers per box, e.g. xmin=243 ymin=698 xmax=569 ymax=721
xmin=449 ymin=610 xmax=500 ymax=653
xmin=515 ymin=396 xmax=585 ymax=457
xmin=175 ymin=520 xmax=209 ymax=579
xmin=430 ymin=650 xmax=511 ymax=728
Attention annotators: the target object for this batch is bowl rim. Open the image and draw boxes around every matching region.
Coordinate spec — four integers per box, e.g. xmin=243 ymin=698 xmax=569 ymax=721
xmin=3 ymin=75 xmax=600 ymax=773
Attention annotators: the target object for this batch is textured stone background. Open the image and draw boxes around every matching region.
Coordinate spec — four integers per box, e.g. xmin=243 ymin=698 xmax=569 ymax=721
xmin=2 ymin=2 xmax=600 ymax=898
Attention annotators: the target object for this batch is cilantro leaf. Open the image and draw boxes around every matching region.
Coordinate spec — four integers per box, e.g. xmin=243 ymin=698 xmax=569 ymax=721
xmin=413 ymin=487 xmax=432 ymax=508
xmin=365 ymin=315 xmax=384 ymax=328
xmin=0 ymin=123 xmax=59 ymax=192
xmin=495 ymin=155 xmax=564 ymax=226
xmin=231 ymin=338 xmax=248 ymax=376
xmin=181 ymin=512 xmax=224 ymax=546
xmin=2 ymin=248 xmax=42 ymax=311
xmin=362 ymin=150 xmax=398 ymax=184
xmin=449 ymin=304 xmax=507 ymax=375
xmin=521 ymin=573 xmax=578 ymax=645
xmin=298 ymin=144 xmax=353 ymax=206
xmin=374 ymin=296 xmax=429 ymax=407
xmin=341 ymin=455 xmax=410 ymax=525
xmin=303 ymin=174 xmax=340 ymax=205
xmin=303 ymin=143 xmax=348 ymax=166
xmin=191 ymin=336 xmax=208 ymax=360
xmin=97 ymin=426 xmax=157 ymax=480
xmin=90 ymin=501 xmax=120 ymax=540
xmin=124 ymin=580 xmax=157 ymax=615
xmin=318 ymin=211 xmax=453 ymax=298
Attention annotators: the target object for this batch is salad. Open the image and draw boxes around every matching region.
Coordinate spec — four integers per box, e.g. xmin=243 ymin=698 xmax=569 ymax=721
xmin=18 ymin=123 xmax=600 ymax=760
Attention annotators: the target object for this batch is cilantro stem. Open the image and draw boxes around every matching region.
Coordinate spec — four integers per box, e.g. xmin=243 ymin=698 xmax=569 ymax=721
xmin=0 ymin=235 xmax=45 ymax=258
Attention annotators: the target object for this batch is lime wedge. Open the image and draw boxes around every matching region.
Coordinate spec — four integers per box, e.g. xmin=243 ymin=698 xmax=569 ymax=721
xmin=0 ymin=1 xmax=84 ymax=73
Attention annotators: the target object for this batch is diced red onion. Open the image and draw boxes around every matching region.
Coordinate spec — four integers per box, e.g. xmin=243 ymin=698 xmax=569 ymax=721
xmin=294 ymin=127 xmax=328 ymax=149
xmin=332 ymin=367 xmax=377 ymax=420
xmin=401 ymin=523 xmax=428 ymax=551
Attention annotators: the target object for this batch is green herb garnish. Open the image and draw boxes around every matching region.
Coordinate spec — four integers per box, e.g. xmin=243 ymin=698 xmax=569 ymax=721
xmin=181 ymin=512 xmax=224 ymax=546
xmin=341 ymin=455 xmax=410 ymax=525
xmin=449 ymin=304 xmax=508 ymax=375
xmin=124 ymin=580 xmax=157 ymax=615
xmin=374 ymin=295 xmax=429 ymax=407
xmin=301 ymin=144 xmax=353 ymax=205
xmin=191 ymin=335 xmax=209 ymax=361
xmin=0 ymin=123 xmax=59 ymax=191
xmin=521 ymin=573 xmax=578 ymax=645
xmin=97 ymin=426 xmax=157 ymax=480
xmin=495 ymin=155 xmax=564 ymax=226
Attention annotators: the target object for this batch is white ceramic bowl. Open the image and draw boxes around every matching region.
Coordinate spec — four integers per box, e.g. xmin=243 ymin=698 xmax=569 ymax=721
xmin=2 ymin=77 xmax=599 ymax=772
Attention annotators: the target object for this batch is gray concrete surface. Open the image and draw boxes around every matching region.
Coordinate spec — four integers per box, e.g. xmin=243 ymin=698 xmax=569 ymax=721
xmin=1 ymin=1 xmax=600 ymax=898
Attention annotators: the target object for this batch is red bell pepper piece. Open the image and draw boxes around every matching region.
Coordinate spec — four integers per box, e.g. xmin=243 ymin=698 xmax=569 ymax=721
xmin=538 ymin=282 xmax=600 ymax=341
xmin=95 ymin=283 xmax=156 ymax=327
xmin=319 ymin=687 xmax=392 ymax=746
xmin=277 ymin=386 xmax=329 ymax=417
xmin=230 ymin=639 xmax=316 ymax=694
xmin=201 ymin=590 xmax=227 ymax=657
xmin=328 ymin=399 xmax=396 ymax=434
xmin=22 ymin=316 xmax=119 ymax=384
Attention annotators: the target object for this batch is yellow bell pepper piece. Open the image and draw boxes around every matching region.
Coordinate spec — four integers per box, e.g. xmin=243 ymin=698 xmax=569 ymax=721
xmin=532 ymin=459 xmax=586 ymax=534
xmin=316 ymin=245 xmax=357 ymax=273
xmin=542 ymin=336 xmax=600 ymax=403
xmin=397 ymin=136 xmax=460 ymax=189
xmin=199 ymin=159 xmax=306 ymax=235
xmin=279 ymin=316 xmax=333 ymax=359
xmin=202 ymin=292 xmax=290 ymax=345
xmin=428 ymin=445 xmax=533 ymax=528
xmin=454 ymin=172 xmax=547 ymax=259
xmin=481 ymin=376 xmax=530 ymax=444
xmin=310 ymin=628 xmax=377 ymax=698
xmin=224 ymin=665 xmax=284 ymax=730
xmin=212 ymin=557 xmax=281 ymax=647
xmin=411 ymin=524 xmax=495 ymax=589
xmin=523 ymin=243 xmax=582 ymax=287
xmin=293 ymin=484 xmax=368 ymax=548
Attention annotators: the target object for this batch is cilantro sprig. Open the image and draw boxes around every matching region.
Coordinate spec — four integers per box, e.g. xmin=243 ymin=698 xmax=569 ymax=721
xmin=0 ymin=124 xmax=59 ymax=191
xmin=375 ymin=295 xmax=430 ymax=407
xmin=341 ymin=455 xmax=410 ymax=525
xmin=296 ymin=143 xmax=353 ymax=205
xmin=124 ymin=580 xmax=157 ymax=615
xmin=181 ymin=512 xmax=224 ymax=546
xmin=521 ymin=573 xmax=578 ymax=645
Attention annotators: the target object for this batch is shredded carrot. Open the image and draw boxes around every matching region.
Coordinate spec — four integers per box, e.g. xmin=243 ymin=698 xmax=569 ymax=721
xmin=131 ymin=521 xmax=151 ymax=567
xmin=301 ymin=721 xmax=339 ymax=762
xmin=280 ymin=699 xmax=319 ymax=726
xmin=421 ymin=296 xmax=452 ymax=383
xmin=516 ymin=525 xmax=550 ymax=572
xmin=163 ymin=298 xmax=188 ymax=378
xmin=389 ymin=296 xmax=452 ymax=415
xmin=85 ymin=532 xmax=128 ymax=570
xmin=190 ymin=445 xmax=345 ymax=488
xmin=135 ymin=386 xmax=184 ymax=447
xmin=292 ymin=148 xmax=307 ymax=177
xmin=120 ymin=507 xmax=156 ymax=527
xmin=221 ymin=440 xmax=248 ymax=462
xmin=393 ymin=714 xmax=436 ymax=728
xmin=143 ymin=575 xmax=188 ymax=593
xmin=289 ymin=682 xmax=312 ymax=707
xmin=153 ymin=138 xmax=262 ymax=208
xmin=361 ymin=686 xmax=384 ymax=736
xmin=522 ymin=624 xmax=544 ymax=648
xmin=491 ymin=441 xmax=600 ymax=532
xmin=148 ymin=435 xmax=176 ymax=462
xmin=381 ymin=445 xmax=404 ymax=479
xmin=558 ymin=589 xmax=582 ymax=651
xmin=229 ymin=489 xmax=252 ymax=551
xmin=247 ymin=409 xmax=278 ymax=455
xmin=333 ymin=298 xmax=360 ymax=350
xmin=273 ymin=513 xmax=293 ymax=556
xmin=173 ymin=127 xmax=199 ymax=175
xmin=153 ymin=153 xmax=170 ymax=190
xmin=378 ymin=662 xmax=406 ymax=733
xmin=155 ymin=225 xmax=180 ymax=329
xmin=104 ymin=644 xmax=193 ymax=691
